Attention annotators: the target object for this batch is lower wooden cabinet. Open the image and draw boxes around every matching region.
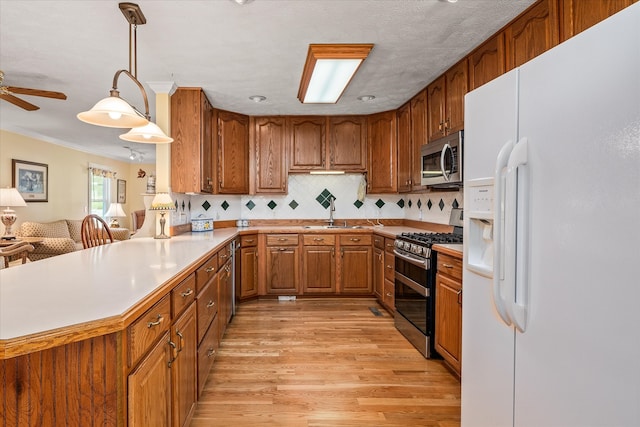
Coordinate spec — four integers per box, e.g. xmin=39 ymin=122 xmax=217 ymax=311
xmin=197 ymin=314 xmax=220 ymax=397
xmin=338 ymin=235 xmax=372 ymax=294
xmin=239 ymin=235 xmax=259 ymax=300
xmin=302 ymin=234 xmax=336 ymax=293
xmin=435 ymin=252 xmax=463 ymax=377
xmin=264 ymin=234 xmax=300 ymax=295
xmin=373 ymin=246 xmax=384 ymax=300
xmin=171 ymin=303 xmax=197 ymax=427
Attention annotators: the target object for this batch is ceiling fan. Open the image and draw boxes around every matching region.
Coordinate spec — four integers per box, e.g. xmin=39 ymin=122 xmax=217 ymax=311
xmin=0 ymin=70 xmax=67 ymax=111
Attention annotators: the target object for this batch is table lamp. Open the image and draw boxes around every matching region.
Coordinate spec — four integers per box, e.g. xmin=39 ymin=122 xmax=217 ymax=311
xmin=150 ymin=193 xmax=175 ymax=239
xmin=0 ymin=188 xmax=27 ymax=240
xmin=105 ymin=202 xmax=126 ymax=228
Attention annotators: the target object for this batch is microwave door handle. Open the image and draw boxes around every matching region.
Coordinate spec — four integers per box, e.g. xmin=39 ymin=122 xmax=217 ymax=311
xmin=440 ymin=143 xmax=451 ymax=181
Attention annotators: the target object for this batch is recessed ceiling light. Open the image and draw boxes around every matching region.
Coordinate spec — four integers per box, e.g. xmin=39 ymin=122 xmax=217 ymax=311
xmin=249 ymin=95 xmax=266 ymax=102
xmin=357 ymin=95 xmax=376 ymax=102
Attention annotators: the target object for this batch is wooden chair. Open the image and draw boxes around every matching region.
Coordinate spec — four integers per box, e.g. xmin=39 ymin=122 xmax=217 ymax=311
xmin=81 ymin=214 xmax=114 ymax=249
xmin=0 ymin=241 xmax=34 ymax=268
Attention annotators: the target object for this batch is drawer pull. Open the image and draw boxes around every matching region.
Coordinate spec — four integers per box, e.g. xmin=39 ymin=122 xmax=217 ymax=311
xmin=167 ymin=339 xmax=177 ymax=367
xmin=147 ymin=315 xmax=164 ymax=328
xmin=220 ymin=254 xmax=227 ymax=259
xmin=207 ymin=348 xmax=216 ymax=358
xmin=386 ymin=292 xmax=393 ymax=297
xmin=349 ymin=238 xmax=361 ymax=242
xmin=279 ymin=247 xmax=288 ymax=251
xmin=176 ymin=331 xmax=184 ymax=353
xmin=386 ymin=265 xmax=393 ymax=269
xmin=245 ymin=239 xmax=255 ymax=243
xmin=457 ymin=290 xmax=462 ymax=305
xmin=442 ymin=263 xmax=454 ymax=268
xmin=278 ymin=238 xmax=287 ymax=241
xmin=180 ymin=288 xmax=194 ymax=298
xmin=206 ymin=300 xmax=215 ymax=308
xmin=205 ymin=266 xmax=215 ymax=273
xmin=313 ymin=237 xmax=324 ymax=241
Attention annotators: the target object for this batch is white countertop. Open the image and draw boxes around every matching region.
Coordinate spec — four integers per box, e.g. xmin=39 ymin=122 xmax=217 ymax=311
xmin=0 ymin=229 xmax=236 ymax=341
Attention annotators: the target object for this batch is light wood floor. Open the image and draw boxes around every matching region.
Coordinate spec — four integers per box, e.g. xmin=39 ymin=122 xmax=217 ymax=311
xmin=190 ymin=298 xmax=461 ymax=427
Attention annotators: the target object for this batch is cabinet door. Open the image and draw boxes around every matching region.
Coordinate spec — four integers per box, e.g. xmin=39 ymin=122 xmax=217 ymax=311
xmin=240 ymin=246 xmax=258 ymax=299
xmin=367 ymin=111 xmax=397 ymax=193
xmin=410 ymin=90 xmax=427 ymax=192
xmin=172 ymin=304 xmax=197 ymax=427
xmin=373 ymin=247 xmax=384 ymax=300
xmin=302 ymin=245 xmax=336 ymax=293
xmin=469 ymin=32 xmax=506 ymax=91
xmin=217 ymin=260 xmax=233 ymax=341
xmin=265 ymin=246 xmax=299 ymax=294
xmin=560 ymin=0 xmax=635 ymax=41
xmin=435 ymin=273 xmax=462 ymax=376
xmin=201 ymin=93 xmax=214 ymax=193
xmin=254 ymin=117 xmax=288 ymax=193
xmin=396 ymin=102 xmax=412 ymax=193
xmin=426 ymin=75 xmax=446 ymax=142
xmin=339 ymin=246 xmax=372 ymax=294
xmin=445 ymin=59 xmax=468 ymax=135
xmin=128 ymin=331 xmax=172 ymax=427
xmin=505 ymin=0 xmax=559 ymax=70
xmin=288 ymin=116 xmax=326 ymax=171
xmin=216 ymin=109 xmax=250 ymax=194
xmin=329 ymin=116 xmax=367 ymax=171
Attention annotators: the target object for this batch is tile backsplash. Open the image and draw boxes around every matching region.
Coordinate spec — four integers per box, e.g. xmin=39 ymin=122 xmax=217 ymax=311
xmin=170 ymin=174 xmax=463 ymax=226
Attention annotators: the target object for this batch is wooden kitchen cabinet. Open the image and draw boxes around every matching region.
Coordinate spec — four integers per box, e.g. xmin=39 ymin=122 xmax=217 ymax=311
xmin=170 ymin=87 xmax=214 ymax=194
xmin=215 ymin=109 xmax=250 ymax=194
xmin=435 ymin=252 xmax=463 ymax=377
xmin=264 ymin=234 xmax=300 ymax=295
xmin=469 ymin=32 xmax=506 ymax=91
xmin=338 ymin=234 xmax=372 ymax=294
xmin=171 ymin=303 xmax=197 ymax=427
xmin=328 ymin=116 xmax=367 ymax=171
xmin=288 ymin=116 xmax=326 ymax=171
xmin=559 ymin=0 xmax=636 ymax=41
xmin=396 ymin=101 xmax=412 ymax=193
xmin=253 ymin=116 xmax=288 ymax=194
xmin=427 ymin=59 xmax=468 ymax=142
xmin=218 ymin=258 xmax=233 ymax=340
xmin=302 ymin=234 xmax=336 ymax=294
xmin=505 ymin=0 xmax=559 ymax=70
xmin=367 ymin=111 xmax=397 ymax=193
xmin=239 ymin=234 xmax=258 ymax=300
xmin=373 ymin=235 xmax=384 ymax=301
xmin=410 ymin=89 xmax=428 ymax=192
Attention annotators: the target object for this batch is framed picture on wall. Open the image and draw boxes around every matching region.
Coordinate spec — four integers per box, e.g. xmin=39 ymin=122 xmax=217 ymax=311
xmin=12 ymin=159 xmax=48 ymax=202
xmin=117 ymin=179 xmax=126 ymax=203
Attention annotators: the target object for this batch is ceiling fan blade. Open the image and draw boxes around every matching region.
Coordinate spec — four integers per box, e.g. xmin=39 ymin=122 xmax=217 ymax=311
xmin=0 ymin=93 xmax=40 ymax=111
xmin=6 ymin=86 xmax=67 ymax=100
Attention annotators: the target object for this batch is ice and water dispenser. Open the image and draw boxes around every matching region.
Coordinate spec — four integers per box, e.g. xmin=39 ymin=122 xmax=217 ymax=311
xmin=466 ymin=178 xmax=495 ymax=278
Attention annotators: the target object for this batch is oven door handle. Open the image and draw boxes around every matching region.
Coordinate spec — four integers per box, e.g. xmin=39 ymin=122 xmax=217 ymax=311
xmin=393 ymin=249 xmax=428 ymax=269
xmin=395 ymin=272 xmax=429 ymax=297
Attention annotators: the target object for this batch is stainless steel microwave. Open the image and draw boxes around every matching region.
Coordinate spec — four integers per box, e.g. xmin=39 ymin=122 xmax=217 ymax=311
xmin=420 ymin=131 xmax=463 ymax=188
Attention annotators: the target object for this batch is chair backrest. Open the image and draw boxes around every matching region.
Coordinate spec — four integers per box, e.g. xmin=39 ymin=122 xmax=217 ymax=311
xmin=81 ymin=214 xmax=114 ymax=249
xmin=0 ymin=241 xmax=34 ymax=268
xmin=131 ymin=210 xmax=145 ymax=231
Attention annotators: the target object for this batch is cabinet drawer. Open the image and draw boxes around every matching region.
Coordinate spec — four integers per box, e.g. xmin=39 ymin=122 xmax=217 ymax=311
xmin=303 ymin=234 xmax=336 ymax=246
xmin=437 ymin=253 xmax=462 ymax=282
xmin=373 ymin=234 xmax=384 ymax=250
xmin=383 ymin=278 xmax=395 ymax=311
xmin=266 ymin=234 xmax=299 ymax=246
xmin=197 ymin=314 xmax=220 ymax=397
xmin=384 ymin=238 xmax=396 ymax=253
xmin=384 ymin=252 xmax=395 ymax=282
xmin=128 ymin=294 xmax=171 ymax=368
xmin=172 ymin=273 xmax=196 ymax=317
xmin=339 ymin=234 xmax=372 ymax=246
xmin=240 ymin=234 xmax=258 ymax=247
xmin=218 ymin=244 xmax=232 ymax=265
xmin=196 ymin=253 xmax=218 ymax=294
xmin=197 ymin=278 xmax=218 ymax=344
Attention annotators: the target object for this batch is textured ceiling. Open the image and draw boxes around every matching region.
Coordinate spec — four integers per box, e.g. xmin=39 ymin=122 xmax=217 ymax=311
xmin=0 ymin=0 xmax=536 ymax=163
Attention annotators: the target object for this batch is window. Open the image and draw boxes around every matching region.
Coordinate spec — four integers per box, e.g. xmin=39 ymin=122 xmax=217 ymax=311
xmin=88 ymin=165 xmax=116 ymax=217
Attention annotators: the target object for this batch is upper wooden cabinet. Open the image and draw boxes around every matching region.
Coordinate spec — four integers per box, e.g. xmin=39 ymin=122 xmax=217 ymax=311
xmin=469 ymin=33 xmax=506 ymax=91
xmin=396 ymin=101 xmax=412 ymax=193
xmin=505 ymin=0 xmax=559 ymax=70
xmin=288 ymin=116 xmax=326 ymax=171
xmin=252 ymin=116 xmax=288 ymax=194
xmin=328 ymin=116 xmax=367 ymax=171
xmin=171 ymin=88 xmax=214 ymax=194
xmin=367 ymin=111 xmax=397 ymax=194
xmin=215 ymin=109 xmax=250 ymax=194
xmin=410 ymin=90 xmax=427 ymax=192
xmin=559 ymin=0 xmax=636 ymax=41
xmin=427 ymin=59 xmax=467 ymax=142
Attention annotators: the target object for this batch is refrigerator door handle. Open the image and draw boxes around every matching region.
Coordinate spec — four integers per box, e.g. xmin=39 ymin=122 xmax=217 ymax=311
xmin=505 ymin=137 xmax=529 ymax=333
xmin=440 ymin=143 xmax=452 ymax=181
xmin=492 ymin=140 xmax=514 ymax=327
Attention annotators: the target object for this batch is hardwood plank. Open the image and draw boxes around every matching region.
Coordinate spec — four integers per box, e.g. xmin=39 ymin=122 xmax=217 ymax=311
xmin=190 ymin=298 xmax=460 ymax=426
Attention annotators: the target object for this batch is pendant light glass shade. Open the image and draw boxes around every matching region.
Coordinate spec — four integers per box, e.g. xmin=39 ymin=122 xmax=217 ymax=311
xmin=119 ymin=121 xmax=173 ymax=144
xmin=77 ymin=96 xmax=149 ymax=128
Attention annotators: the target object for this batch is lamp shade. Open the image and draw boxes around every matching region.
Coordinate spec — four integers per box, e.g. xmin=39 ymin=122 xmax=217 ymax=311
xmin=77 ymin=96 xmax=149 ymax=128
xmin=0 ymin=188 xmax=27 ymax=207
xmin=105 ymin=202 xmax=126 ymax=218
xmin=150 ymin=193 xmax=176 ymax=211
xmin=119 ymin=121 xmax=174 ymax=144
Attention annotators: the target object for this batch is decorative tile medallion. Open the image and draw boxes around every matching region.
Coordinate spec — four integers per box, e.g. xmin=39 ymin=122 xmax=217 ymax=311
xmin=439 ymin=199 xmax=445 ymax=211
xmin=316 ymin=189 xmax=335 ymax=209
xmin=221 ymin=200 xmax=230 ymax=211
xmin=245 ymin=200 xmax=256 ymax=210
xmin=202 ymin=200 xmax=211 ymax=211
xmin=452 ymin=199 xmax=459 ymax=209
xmin=289 ymin=200 xmax=299 ymax=210
xmin=375 ymin=199 xmax=385 ymax=209
xmin=353 ymin=199 xmax=363 ymax=209
xmin=397 ymin=199 xmax=405 ymax=208
xmin=267 ymin=200 xmax=277 ymax=210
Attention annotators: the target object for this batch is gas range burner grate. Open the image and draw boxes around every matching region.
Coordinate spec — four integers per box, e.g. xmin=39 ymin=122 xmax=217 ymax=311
xmin=399 ymin=232 xmax=463 ymax=245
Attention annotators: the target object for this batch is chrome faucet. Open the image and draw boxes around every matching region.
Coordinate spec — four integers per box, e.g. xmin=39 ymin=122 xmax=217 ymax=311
xmin=328 ymin=197 xmax=335 ymax=226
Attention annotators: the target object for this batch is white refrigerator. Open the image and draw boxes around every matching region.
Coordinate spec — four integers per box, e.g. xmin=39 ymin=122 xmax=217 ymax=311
xmin=462 ymin=4 xmax=640 ymax=427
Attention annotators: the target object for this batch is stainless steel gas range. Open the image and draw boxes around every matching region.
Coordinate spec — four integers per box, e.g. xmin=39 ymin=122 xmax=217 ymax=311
xmin=393 ymin=210 xmax=463 ymax=358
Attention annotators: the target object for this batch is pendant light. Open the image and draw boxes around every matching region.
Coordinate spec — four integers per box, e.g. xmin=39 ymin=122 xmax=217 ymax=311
xmin=77 ymin=3 xmax=172 ymax=143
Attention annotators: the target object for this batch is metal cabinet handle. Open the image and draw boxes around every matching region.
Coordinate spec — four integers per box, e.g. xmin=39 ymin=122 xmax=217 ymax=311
xmin=207 ymin=348 xmax=216 ymax=358
xmin=386 ymin=265 xmax=393 ymax=270
xmin=386 ymin=292 xmax=393 ymax=297
xmin=205 ymin=266 xmax=215 ymax=273
xmin=167 ymin=339 xmax=177 ymax=367
xmin=313 ymin=237 xmax=324 ymax=241
xmin=457 ymin=289 xmax=462 ymax=305
xmin=349 ymin=238 xmax=361 ymax=242
xmin=180 ymin=288 xmax=194 ymax=298
xmin=278 ymin=238 xmax=287 ymax=241
xmin=206 ymin=300 xmax=215 ymax=308
xmin=245 ymin=239 xmax=255 ymax=243
xmin=147 ymin=315 xmax=163 ymax=328
xmin=219 ymin=254 xmax=227 ymax=260
xmin=279 ymin=247 xmax=287 ymax=251
xmin=176 ymin=331 xmax=184 ymax=353
xmin=442 ymin=263 xmax=454 ymax=268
